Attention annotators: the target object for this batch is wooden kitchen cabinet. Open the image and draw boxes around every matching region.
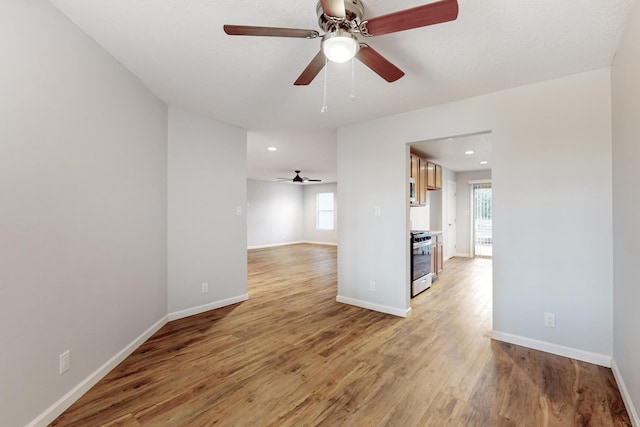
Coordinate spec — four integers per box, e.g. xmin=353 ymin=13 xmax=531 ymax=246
xmin=430 ymin=245 xmax=437 ymax=280
xmin=410 ymin=153 xmax=419 ymax=181
xmin=410 ymin=153 xmax=428 ymax=206
xmin=418 ymin=157 xmax=427 ymax=205
xmin=425 ymin=161 xmax=442 ymax=190
xmin=431 ymin=233 xmax=444 ymax=280
xmin=409 ymin=152 xmax=442 ymax=205
xmin=436 ymin=234 xmax=444 ymax=273
xmin=426 ymin=161 xmax=436 ymax=189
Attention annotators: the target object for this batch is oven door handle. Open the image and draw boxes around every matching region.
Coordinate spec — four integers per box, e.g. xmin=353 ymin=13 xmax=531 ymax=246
xmin=413 ymin=242 xmax=432 ymax=249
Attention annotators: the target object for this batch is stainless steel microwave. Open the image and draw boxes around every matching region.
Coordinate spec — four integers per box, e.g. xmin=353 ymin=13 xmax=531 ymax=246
xmin=409 ymin=177 xmax=416 ymax=204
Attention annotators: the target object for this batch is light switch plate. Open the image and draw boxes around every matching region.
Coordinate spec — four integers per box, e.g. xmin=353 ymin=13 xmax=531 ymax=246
xmin=544 ymin=312 xmax=555 ymax=328
xmin=59 ymin=350 xmax=70 ymax=375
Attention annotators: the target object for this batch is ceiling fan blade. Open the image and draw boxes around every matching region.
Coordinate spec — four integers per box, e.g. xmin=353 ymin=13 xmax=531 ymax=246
xmin=364 ymin=0 xmax=459 ymax=36
xmin=356 ymin=44 xmax=405 ymax=82
xmin=224 ymin=25 xmax=319 ymax=39
xmin=319 ymin=0 xmax=346 ymax=19
xmin=294 ymin=51 xmax=327 ymax=86
xmin=302 ymin=176 xmax=322 ymax=182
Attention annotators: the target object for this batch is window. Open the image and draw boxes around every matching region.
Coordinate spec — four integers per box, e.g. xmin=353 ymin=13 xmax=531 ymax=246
xmin=316 ymin=192 xmax=334 ymax=230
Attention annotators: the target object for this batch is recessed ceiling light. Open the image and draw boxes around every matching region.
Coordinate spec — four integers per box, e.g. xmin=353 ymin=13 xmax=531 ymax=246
xmin=447 ymin=138 xmax=453 ymax=141
xmin=480 ymin=160 xmax=488 ymax=165
xmin=267 ymin=147 xmax=277 ymax=151
xmin=465 ymin=150 xmax=475 ymax=155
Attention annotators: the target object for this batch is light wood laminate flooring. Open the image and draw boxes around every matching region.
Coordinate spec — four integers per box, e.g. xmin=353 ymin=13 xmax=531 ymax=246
xmin=52 ymin=244 xmax=631 ymax=426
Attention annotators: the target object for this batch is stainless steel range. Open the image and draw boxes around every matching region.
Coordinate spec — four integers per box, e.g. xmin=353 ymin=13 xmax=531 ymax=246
xmin=410 ymin=231 xmax=432 ymax=297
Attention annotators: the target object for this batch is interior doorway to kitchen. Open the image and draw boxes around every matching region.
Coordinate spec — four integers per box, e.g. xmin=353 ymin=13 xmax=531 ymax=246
xmin=471 ymin=181 xmax=492 ymax=257
xmin=407 ymin=131 xmax=493 ymax=324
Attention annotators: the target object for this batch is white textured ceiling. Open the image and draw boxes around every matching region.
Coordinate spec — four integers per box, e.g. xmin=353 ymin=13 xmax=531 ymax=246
xmin=247 ymin=129 xmax=337 ymax=183
xmin=412 ymin=132 xmax=492 ymax=172
xmin=48 ymin=0 xmax=634 ymax=179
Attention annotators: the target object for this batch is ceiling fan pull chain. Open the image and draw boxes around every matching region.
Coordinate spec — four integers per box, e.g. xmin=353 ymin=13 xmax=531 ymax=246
xmin=321 ymin=56 xmax=329 ymax=113
xmin=350 ymin=57 xmax=356 ymax=102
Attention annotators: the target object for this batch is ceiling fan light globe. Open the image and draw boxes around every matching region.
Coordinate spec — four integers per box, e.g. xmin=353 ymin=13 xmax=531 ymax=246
xmin=322 ymin=31 xmax=359 ymax=63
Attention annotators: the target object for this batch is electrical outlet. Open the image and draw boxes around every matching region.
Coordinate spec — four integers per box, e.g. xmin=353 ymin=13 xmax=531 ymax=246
xmin=374 ymin=206 xmax=381 ymax=217
xmin=544 ymin=312 xmax=555 ymax=328
xmin=235 ymin=206 xmax=242 ymax=216
xmin=369 ymin=281 xmax=376 ymax=292
xmin=201 ymin=282 xmax=209 ymax=293
xmin=59 ymin=350 xmax=70 ymax=375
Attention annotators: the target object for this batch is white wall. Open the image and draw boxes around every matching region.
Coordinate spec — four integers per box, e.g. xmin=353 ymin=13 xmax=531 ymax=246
xmin=247 ymin=180 xmax=303 ymax=248
xmin=429 ymin=188 xmax=442 ymax=230
xmin=246 ymin=181 xmax=338 ymax=247
xmin=427 ymin=168 xmax=455 ymax=233
xmin=0 ymin=1 xmax=168 ymax=425
xmin=424 ymin=167 xmax=457 ymax=256
xmin=338 ymin=69 xmax=614 ymax=363
xmin=611 ymin=1 xmax=640 ymax=424
xmin=409 ymin=205 xmax=430 ymax=231
xmin=303 ymin=183 xmax=338 ymax=245
xmin=456 ymin=170 xmax=493 ymax=256
xmin=167 ymin=107 xmax=248 ymax=318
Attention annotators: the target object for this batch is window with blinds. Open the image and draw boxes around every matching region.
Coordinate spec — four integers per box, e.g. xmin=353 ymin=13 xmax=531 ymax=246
xmin=472 ymin=182 xmax=492 ymax=257
xmin=316 ymin=192 xmax=334 ymax=230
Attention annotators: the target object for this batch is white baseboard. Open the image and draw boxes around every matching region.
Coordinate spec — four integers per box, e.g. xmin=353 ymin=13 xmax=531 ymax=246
xmin=612 ymin=359 xmax=640 ymax=427
xmin=303 ymin=241 xmax=338 ymax=246
xmin=27 ymin=315 xmax=168 ymax=427
xmin=336 ymin=295 xmax=411 ymax=318
xmin=168 ymin=294 xmax=249 ymax=321
xmin=491 ymin=330 xmax=611 ymax=367
xmin=455 ymin=252 xmax=471 ymax=258
xmin=247 ymin=241 xmax=304 ymax=249
xmin=248 ymin=240 xmax=337 ymax=250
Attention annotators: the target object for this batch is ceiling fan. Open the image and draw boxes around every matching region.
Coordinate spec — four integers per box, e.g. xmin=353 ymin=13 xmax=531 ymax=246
xmin=223 ymin=0 xmax=459 ymax=85
xmin=278 ymin=170 xmax=322 ymax=183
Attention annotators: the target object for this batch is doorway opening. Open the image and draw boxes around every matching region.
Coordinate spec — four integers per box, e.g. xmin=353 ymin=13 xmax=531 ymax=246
xmin=407 ymin=131 xmax=493 ymax=317
xmin=471 ymin=181 xmax=492 ymax=257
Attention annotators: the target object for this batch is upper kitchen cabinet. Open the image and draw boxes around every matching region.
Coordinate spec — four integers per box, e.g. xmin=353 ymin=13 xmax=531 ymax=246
xmin=418 ymin=157 xmax=427 ymax=205
xmin=410 ymin=153 xmax=429 ymax=205
xmin=425 ymin=160 xmax=442 ymax=191
xmin=410 ymin=152 xmax=442 ymax=205
xmin=426 ymin=161 xmax=435 ymax=188
xmin=435 ymin=164 xmax=442 ymax=189
xmin=411 ymin=153 xmax=419 ymax=181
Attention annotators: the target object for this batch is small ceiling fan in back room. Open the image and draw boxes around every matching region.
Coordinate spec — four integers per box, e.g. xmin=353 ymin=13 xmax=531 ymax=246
xmin=278 ymin=170 xmax=322 ymax=183
xmin=223 ymin=0 xmax=459 ymax=85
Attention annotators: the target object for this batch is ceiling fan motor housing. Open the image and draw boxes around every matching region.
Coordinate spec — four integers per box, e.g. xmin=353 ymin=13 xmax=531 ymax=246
xmin=316 ymin=0 xmax=365 ymax=32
